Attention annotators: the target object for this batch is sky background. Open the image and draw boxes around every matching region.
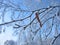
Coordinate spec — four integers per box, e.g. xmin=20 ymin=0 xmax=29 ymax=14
xmin=0 ymin=0 xmax=60 ymax=45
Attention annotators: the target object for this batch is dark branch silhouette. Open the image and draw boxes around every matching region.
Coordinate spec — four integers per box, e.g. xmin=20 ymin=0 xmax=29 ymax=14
xmin=52 ymin=34 xmax=60 ymax=45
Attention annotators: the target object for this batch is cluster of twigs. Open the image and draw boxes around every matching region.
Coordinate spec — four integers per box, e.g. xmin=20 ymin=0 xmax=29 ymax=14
xmin=0 ymin=0 xmax=60 ymax=45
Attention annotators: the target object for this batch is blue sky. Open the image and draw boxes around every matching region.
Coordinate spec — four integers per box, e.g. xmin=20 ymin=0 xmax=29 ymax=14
xmin=0 ymin=0 xmax=60 ymax=45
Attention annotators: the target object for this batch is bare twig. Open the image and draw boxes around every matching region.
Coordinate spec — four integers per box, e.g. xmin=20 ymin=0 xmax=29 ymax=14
xmin=52 ymin=34 xmax=60 ymax=45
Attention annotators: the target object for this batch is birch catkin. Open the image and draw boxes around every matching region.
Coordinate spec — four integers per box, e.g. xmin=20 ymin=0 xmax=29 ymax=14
xmin=35 ymin=12 xmax=42 ymax=27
